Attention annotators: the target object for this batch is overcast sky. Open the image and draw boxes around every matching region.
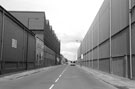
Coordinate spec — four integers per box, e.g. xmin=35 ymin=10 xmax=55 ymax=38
xmin=0 ymin=0 xmax=104 ymax=61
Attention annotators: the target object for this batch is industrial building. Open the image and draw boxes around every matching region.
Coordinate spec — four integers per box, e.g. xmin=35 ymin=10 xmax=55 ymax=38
xmin=9 ymin=11 xmax=61 ymax=65
xmin=0 ymin=6 xmax=61 ymax=75
xmin=77 ymin=0 xmax=135 ymax=79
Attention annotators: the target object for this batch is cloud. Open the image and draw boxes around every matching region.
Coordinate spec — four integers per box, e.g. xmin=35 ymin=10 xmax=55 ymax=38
xmin=61 ymin=51 xmax=76 ymax=61
xmin=59 ymin=31 xmax=82 ymax=60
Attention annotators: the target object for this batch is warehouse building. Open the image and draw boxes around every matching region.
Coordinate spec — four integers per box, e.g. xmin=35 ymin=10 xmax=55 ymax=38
xmin=9 ymin=11 xmax=60 ymax=66
xmin=0 ymin=5 xmax=60 ymax=75
xmin=77 ymin=0 xmax=135 ymax=79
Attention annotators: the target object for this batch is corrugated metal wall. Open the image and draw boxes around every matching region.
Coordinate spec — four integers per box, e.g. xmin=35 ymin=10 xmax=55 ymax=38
xmin=0 ymin=10 xmax=3 ymax=72
xmin=77 ymin=0 xmax=135 ymax=79
xmin=0 ymin=6 xmax=60 ymax=75
xmin=2 ymin=13 xmax=27 ymax=73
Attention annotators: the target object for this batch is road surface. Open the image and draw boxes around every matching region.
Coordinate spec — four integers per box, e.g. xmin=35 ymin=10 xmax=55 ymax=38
xmin=0 ymin=65 xmax=118 ymax=89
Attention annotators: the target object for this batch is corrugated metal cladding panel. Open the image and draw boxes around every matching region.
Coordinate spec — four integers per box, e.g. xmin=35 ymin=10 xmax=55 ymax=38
xmin=93 ymin=59 xmax=98 ymax=69
xmin=132 ymin=23 xmax=135 ymax=54
xmin=10 ymin=12 xmax=45 ymax=30
xmin=87 ymin=52 xmax=90 ymax=60
xmin=111 ymin=0 xmax=128 ymax=35
xmin=99 ymin=0 xmax=110 ymax=43
xmin=85 ymin=37 xmax=87 ymax=53
xmin=87 ymin=24 xmax=93 ymax=51
xmin=86 ymin=54 xmax=88 ymax=60
xmin=83 ymin=55 xmax=86 ymax=61
xmin=99 ymin=58 xmax=110 ymax=73
xmin=93 ymin=48 xmax=98 ymax=59
xmin=89 ymin=30 xmax=93 ymax=50
xmin=89 ymin=52 xmax=92 ymax=60
xmin=111 ymin=29 xmax=128 ymax=57
xmin=3 ymin=15 xmax=25 ymax=62
xmin=112 ymin=57 xmax=125 ymax=77
xmin=133 ymin=56 xmax=135 ymax=79
xmin=132 ymin=7 xmax=135 ymax=22
xmin=86 ymin=34 xmax=89 ymax=52
xmin=27 ymin=34 xmax=36 ymax=62
xmin=93 ymin=13 xmax=99 ymax=48
xmin=99 ymin=41 xmax=110 ymax=59
xmin=87 ymin=30 xmax=91 ymax=51
xmin=0 ymin=11 xmax=2 ymax=60
xmin=84 ymin=38 xmax=86 ymax=54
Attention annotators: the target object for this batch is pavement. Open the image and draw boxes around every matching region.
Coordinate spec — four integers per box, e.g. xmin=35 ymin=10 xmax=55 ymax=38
xmin=78 ymin=65 xmax=135 ymax=89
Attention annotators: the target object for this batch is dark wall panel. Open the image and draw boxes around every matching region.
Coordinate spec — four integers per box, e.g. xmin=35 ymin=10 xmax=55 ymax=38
xmin=132 ymin=0 xmax=135 ymax=23
xmin=111 ymin=0 xmax=128 ymax=35
xmin=27 ymin=34 xmax=36 ymax=62
xmin=0 ymin=11 xmax=2 ymax=60
xmin=99 ymin=41 xmax=110 ymax=59
xmin=87 ymin=52 xmax=90 ymax=60
xmin=3 ymin=16 xmax=24 ymax=62
xmin=90 ymin=52 xmax=92 ymax=60
xmin=93 ymin=59 xmax=98 ymax=69
xmin=132 ymin=23 xmax=135 ymax=54
xmin=133 ymin=55 xmax=135 ymax=79
xmin=99 ymin=58 xmax=110 ymax=73
xmin=111 ymin=29 xmax=128 ymax=57
xmin=112 ymin=57 xmax=125 ymax=77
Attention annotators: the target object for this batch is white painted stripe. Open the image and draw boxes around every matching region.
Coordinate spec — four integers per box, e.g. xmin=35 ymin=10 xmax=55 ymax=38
xmin=59 ymin=74 xmax=62 ymax=78
xmin=55 ymin=78 xmax=59 ymax=83
xmin=49 ymin=84 xmax=54 ymax=89
xmin=48 ymin=66 xmax=68 ymax=89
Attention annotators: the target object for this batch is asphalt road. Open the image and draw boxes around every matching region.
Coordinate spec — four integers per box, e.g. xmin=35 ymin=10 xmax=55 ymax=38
xmin=0 ymin=65 xmax=118 ymax=89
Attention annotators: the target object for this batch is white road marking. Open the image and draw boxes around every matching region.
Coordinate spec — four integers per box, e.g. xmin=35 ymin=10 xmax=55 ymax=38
xmin=49 ymin=66 xmax=68 ymax=89
xmin=49 ymin=84 xmax=54 ymax=89
xmin=55 ymin=77 xmax=59 ymax=83
xmin=59 ymin=74 xmax=62 ymax=78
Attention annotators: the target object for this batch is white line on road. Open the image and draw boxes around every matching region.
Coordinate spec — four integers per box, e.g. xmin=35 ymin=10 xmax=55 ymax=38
xmin=49 ymin=84 xmax=54 ymax=89
xmin=55 ymin=77 xmax=60 ymax=83
xmin=49 ymin=66 xmax=68 ymax=89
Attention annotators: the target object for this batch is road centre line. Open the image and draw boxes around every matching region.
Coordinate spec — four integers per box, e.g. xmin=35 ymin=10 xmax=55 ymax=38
xmin=55 ymin=77 xmax=60 ymax=83
xmin=49 ymin=66 xmax=68 ymax=89
xmin=49 ymin=84 xmax=54 ymax=89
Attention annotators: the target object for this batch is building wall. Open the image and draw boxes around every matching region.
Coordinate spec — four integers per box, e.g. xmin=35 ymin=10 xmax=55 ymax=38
xmin=77 ymin=0 xmax=135 ymax=79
